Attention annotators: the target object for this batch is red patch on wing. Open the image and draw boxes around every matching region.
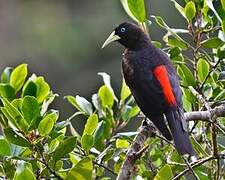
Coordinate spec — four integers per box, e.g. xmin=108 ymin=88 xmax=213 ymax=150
xmin=153 ymin=65 xmax=176 ymax=106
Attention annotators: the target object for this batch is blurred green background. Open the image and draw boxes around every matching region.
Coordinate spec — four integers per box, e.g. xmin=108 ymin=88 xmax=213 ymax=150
xmin=0 ymin=0 xmax=185 ymax=121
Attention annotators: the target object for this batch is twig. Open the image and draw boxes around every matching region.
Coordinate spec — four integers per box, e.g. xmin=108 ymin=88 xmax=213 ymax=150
xmin=183 ymin=157 xmax=200 ymax=180
xmin=116 ymin=119 xmax=156 ymax=180
xmin=200 ymin=59 xmax=222 ymax=90
xmin=173 ymin=156 xmax=214 ymax=180
xmin=93 ymin=161 xmax=117 ymax=176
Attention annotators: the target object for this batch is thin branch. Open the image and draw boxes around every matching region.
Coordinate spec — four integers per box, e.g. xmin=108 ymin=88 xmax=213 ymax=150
xmin=116 ymin=120 xmax=156 ymax=180
xmin=93 ymin=161 xmax=117 ymax=176
xmin=173 ymin=156 xmax=214 ymax=180
xmin=200 ymin=58 xmax=222 ymax=90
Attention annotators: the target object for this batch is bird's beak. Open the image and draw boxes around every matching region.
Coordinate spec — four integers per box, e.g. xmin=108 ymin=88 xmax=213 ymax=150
xmin=102 ymin=31 xmax=121 ymax=48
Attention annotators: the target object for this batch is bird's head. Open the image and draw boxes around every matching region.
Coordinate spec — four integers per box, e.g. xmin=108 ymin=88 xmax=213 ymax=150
xmin=102 ymin=22 xmax=149 ymax=50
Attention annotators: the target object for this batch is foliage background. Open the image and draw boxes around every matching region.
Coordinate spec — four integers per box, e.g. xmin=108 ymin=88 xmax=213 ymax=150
xmin=0 ymin=0 xmax=225 ymax=179
xmin=0 ymin=0 xmax=184 ymax=130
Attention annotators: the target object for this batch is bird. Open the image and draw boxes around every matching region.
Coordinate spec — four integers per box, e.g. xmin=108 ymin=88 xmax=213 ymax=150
xmin=102 ymin=22 xmax=195 ymax=156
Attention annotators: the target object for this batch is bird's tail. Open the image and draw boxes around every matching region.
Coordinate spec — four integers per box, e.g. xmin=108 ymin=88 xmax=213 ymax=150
xmin=165 ymin=108 xmax=196 ymax=156
xmin=150 ymin=115 xmax=172 ymax=141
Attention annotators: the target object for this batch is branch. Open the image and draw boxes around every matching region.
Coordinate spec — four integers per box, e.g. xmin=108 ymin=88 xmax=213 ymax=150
xmin=173 ymin=156 xmax=214 ymax=180
xmin=116 ymin=120 xmax=156 ymax=180
xmin=117 ymin=104 xmax=225 ymax=180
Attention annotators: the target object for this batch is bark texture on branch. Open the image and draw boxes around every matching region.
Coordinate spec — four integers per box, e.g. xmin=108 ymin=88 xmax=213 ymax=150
xmin=117 ymin=104 xmax=225 ymax=180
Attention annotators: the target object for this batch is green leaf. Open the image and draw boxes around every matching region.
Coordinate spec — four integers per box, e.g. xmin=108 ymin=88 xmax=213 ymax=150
xmin=41 ymin=92 xmax=57 ymax=115
xmin=116 ymin=139 xmax=130 ymax=148
xmin=0 ymin=136 xmax=11 ymax=156
xmin=93 ymin=121 xmax=105 ymax=143
xmin=65 ymin=95 xmax=93 ymax=115
xmin=98 ymin=85 xmax=114 ymax=108
xmin=197 ymin=58 xmax=210 ymax=82
xmin=170 ymin=0 xmax=186 ymax=19
xmin=184 ymin=1 xmax=196 ymax=21
xmin=222 ymin=20 xmax=225 ymax=33
xmin=81 ymin=134 xmax=94 ymax=152
xmin=10 ymin=64 xmax=28 ymax=92
xmin=34 ymin=77 xmax=50 ymax=103
xmin=202 ymin=84 xmax=213 ymax=99
xmin=52 ymin=136 xmax=76 ymax=162
xmin=83 ymin=114 xmax=98 ymax=135
xmin=76 ymin=95 xmax=93 ymax=115
xmin=14 ymin=162 xmax=36 ymax=180
xmin=177 ymin=64 xmax=196 ymax=87
xmin=22 ymin=80 xmax=37 ymax=97
xmin=120 ymin=0 xmax=139 ymax=22
xmin=128 ymin=105 xmax=140 ymax=118
xmin=120 ymin=79 xmax=131 ymax=101
xmin=1 ymin=98 xmax=28 ymax=131
xmin=66 ymin=157 xmax=93 ymax=180
xmin=167 ymin=37 xmax=189 ymax=49
xmin=0 ymin=84 xmax=16 ymax=101
xmin=22 ymin=96 xmax=40 ymax=123
xmin=206 ymin=0 xmax=222 ymax=23
xmin=221 ymin=0 xmax=225 ymax=10
xmin=4 ymin=127 xmax=30 ymax=147
xmin=182 ymin=90 xmax=192 ymax=112
xmin=153 ymin=16 xmax=189 ymax=49
xmin=38 ymin=116 xmax=54 ymax=136
xmin=154 ymin=165 xmax=173 ymax=180
xmin=1 ymin=67 xmax=13 ymax=83
xmin=127 ymin=0 xmax=146 ymax=22
xmin=201 ymin=37 xmax=225 ymax=48
xmin=98 ymin=72 xmax=118 ymax=101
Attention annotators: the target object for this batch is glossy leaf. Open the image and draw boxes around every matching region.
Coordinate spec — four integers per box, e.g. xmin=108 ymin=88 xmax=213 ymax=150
xmin=127 ymin=0 xmax=146 ymax=22
xmin=120 ymin=0 xmax=138 ymax=22
xmin=221 ymin=0 xmax=225 ymax=10
xmin=206 ymin=0 xmax=222 ymax=22
xmin=98 ymin=85 xmax=114 ymax=108
xmin=93 ymin=121 xmax=105 ymax=143
xmin=83 ymin=114 xmax=98 ymax=135
xmin=52 ymin=136 xmax=77 ymax=162
xmin=10 ymin=64 xmax=28 ymax=92
xmin=0 ymin=84 xmax=16 ymax=101
xmin=197 ymin=58 xmax=210 ymax=82
xmin=1 ymin=98 xmax=28 ymax=131
xmin=177 ymin=64 xmax=196 ymax=87
xmin=120 ymin=79 xmax=131 ymax=101
xmin=1 ymin=67 xmax=13 ymax=83
xmin=65 ymin=95 xmax=93 ymax=115
xmin=34 ymin=77 xmax=50 ymax=103
xmin=171 ymin=0 xmax=186 ymax=19
xmin=81 ymin=134 xmax=94 ymax=152
xmin=66 ymin=157 xmax=93 ymax=180
xmin=201 ymin=37 xmax=224 ymax=48
xmin=0 ymin=137 xmax=11 ymax=156
xmin=14 ymin=163 xmax=36 ymax=180
xmin=184 ymin=1 xmax=196 ymax=21
xmin=98 ymin=72 xmax=118 ymax=101
xmin=116 ymin=139 xmax=130 ymax=148
xmin=4 ymin=127 xmax=30 ymax=147
xmin=22 ymin=80 xmax=37 ymax=97
xmin=202 ymin=84 xmax=213 ymax=99
xmin=154 ymin=165 xmax=173 ymax=180
xmin=38 ymin=116 xmax=54 ymax=136
xmin=22 ymin=96 xmax=40 ymax=123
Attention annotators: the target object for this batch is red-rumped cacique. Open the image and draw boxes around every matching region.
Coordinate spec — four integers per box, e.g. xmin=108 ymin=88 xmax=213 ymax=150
xmin=102 ymin=22 xmax=196 ymax=157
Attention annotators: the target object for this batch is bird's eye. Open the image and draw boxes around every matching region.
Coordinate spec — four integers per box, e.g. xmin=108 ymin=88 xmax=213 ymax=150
xmin=120 ymin=27 xmax=126 ymax=33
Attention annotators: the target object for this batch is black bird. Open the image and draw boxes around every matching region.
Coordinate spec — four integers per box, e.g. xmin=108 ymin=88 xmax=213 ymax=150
xmin=102 ymin=22 xmax=195 ymax=156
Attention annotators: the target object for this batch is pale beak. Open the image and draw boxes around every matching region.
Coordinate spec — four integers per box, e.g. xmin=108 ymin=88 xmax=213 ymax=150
xmin=102 ymin=31 xmax=121 ymax=48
